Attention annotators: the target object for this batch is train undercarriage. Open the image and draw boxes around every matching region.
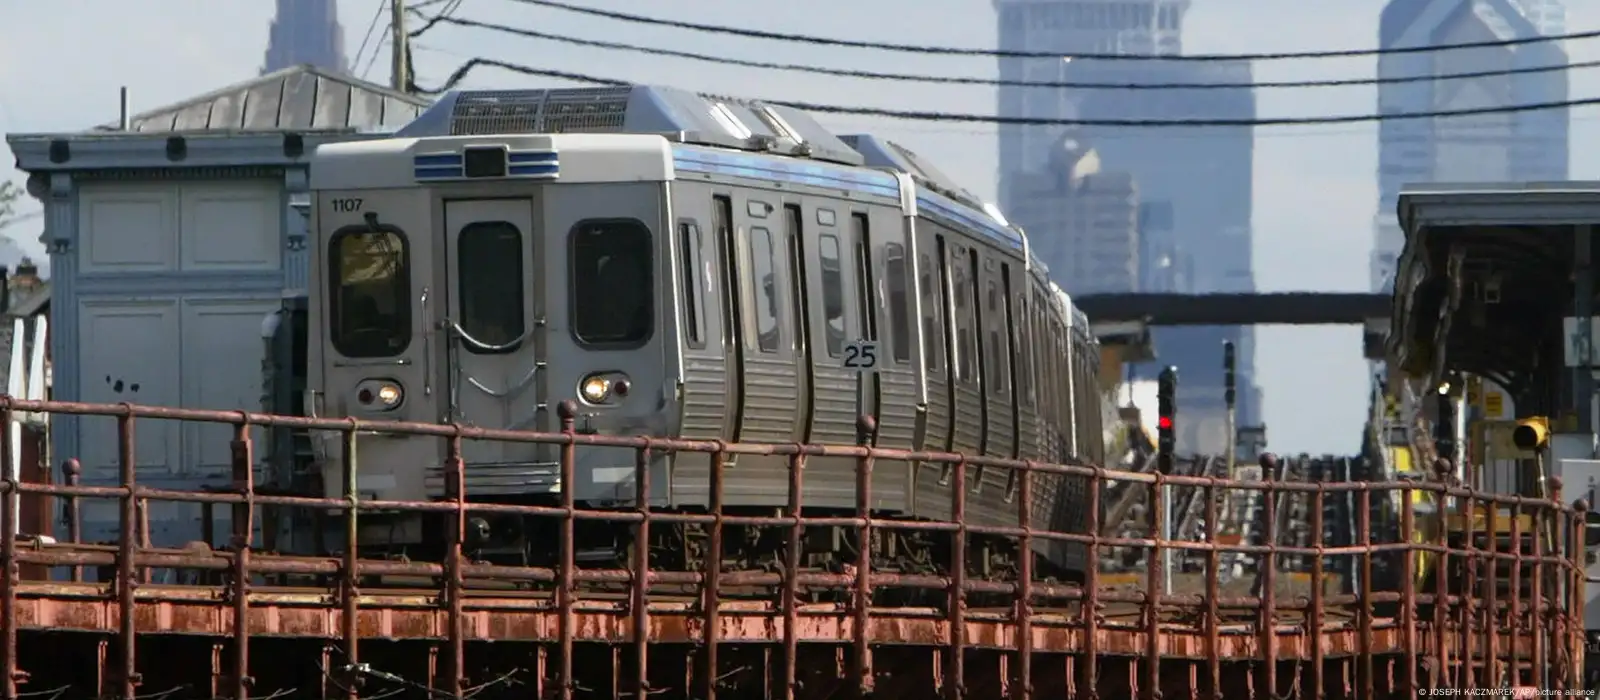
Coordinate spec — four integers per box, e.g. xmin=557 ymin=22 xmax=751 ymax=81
xmin=345 ymin=503 xmax=1078 ymax=609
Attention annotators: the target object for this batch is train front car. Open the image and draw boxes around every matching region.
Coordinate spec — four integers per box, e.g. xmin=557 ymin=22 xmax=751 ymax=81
xmin=306 ymin=89 xmax=679 ymax=560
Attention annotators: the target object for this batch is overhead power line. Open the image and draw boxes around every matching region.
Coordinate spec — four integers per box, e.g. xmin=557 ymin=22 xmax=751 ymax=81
xmin=350 ymin=0 xmax=390 ymax=74
xmin=508 ymin=0 xmax=1600 ymax=62
xmin=431 ymin=14 xmax=1590 ymax=91
xmin=407 ymin=0 xmax=463 ymax=39
xmin=413 ymin=58 xmax=1600 ymax=127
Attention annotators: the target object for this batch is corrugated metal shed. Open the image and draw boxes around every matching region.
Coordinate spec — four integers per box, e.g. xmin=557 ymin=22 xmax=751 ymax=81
xmin=95 ymin=64 xmax=428 ymax=133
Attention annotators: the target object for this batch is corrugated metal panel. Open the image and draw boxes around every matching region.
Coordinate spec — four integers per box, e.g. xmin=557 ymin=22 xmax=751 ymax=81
xmin=209 ymin=91 xmax=245 ymax=131
xmin=278 ymin=71 xmax=318 ymax=128
xmin=311 ymin=77 xmax=351 ymax=129
xmin=242 ymin=81 xmax=285 ymax=131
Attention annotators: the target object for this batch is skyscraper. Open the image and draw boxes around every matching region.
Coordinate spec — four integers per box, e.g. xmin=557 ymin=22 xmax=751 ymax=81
xmin=1009 ymin=135 xmax=1141 ymax=295
xmin=1512 ymin=0 xmax=1566 ymax=36
xmin=995 ymin=0 xmax=1260 ymax=453
xmin=262 ymin=0 xmax=349 ymax=75
xmin=1370 ymin=0 xmax=1568 ymax=292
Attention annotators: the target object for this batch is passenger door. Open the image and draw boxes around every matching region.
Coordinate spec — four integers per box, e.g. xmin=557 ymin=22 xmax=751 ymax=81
xmin=443 ymin=198 xmax=538 ymax=467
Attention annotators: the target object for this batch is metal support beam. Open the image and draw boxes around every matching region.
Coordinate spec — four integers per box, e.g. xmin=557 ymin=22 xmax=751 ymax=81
xmin=1577 ymin=225 xmax=1594 ymax=433
xmin=1074 ymin=293 xmax=1390 ymax=327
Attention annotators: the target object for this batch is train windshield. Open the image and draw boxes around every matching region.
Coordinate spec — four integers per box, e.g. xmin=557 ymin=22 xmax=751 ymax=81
xmin=328 ymin=225 xmax=412 ymax=358
xmin=571 ymin=219 xmax=653 ymax=346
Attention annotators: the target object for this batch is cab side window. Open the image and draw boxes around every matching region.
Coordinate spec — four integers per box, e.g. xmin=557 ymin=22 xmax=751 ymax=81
xmin=328 ymin=225 xmax=411 ymax=358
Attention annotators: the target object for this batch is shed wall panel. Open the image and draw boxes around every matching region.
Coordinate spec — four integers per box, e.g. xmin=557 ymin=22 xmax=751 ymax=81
xmin=79 ymin=185 xmax=179 ymax=274
xmin=77 ymin=297 xmax=182 ymax=478
xmin=180 ymin=297 xmax=277 ymax=480
xmin=179 ymin=181 xmax=282 ymax=272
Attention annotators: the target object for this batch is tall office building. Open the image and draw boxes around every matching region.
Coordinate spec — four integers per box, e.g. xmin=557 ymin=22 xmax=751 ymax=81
xmin=995 ymin=0 xmax=1260 ymax=454
xmin=1010 ymin=135 xmax=1141 ymax=295
xmin=1513 ymin=0 xmax=1566 ymax=35
xmin=1371 ymin=0 xmax=1568 ymax=291
xmin=262 ymin=0 xmax=349 ymax=75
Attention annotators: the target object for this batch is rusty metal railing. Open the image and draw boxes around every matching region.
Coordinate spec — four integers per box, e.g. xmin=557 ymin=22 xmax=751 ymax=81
xmin=0 ymin=397 xmax=1589 ymax=699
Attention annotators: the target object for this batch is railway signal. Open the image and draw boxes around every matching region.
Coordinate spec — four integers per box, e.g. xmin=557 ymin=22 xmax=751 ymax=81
xmin=1223 ymin=341 xmax=1236 ymax=478
xmin=1157 ymin=365 xmax=1177 ymax=473
xmin=1512 ymin=416 xmax=1550 ymax=451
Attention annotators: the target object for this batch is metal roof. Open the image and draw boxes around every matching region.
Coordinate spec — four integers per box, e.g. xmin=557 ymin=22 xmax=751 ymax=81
xmin=96 ymin=64 xmax=430 ymax=134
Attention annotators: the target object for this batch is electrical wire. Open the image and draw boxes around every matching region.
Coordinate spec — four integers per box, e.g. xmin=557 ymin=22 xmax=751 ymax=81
xmin=408 ymin=0 xmax=464 ymax=39
xmin=412 ymin=57 xmax=1600 ymax=128
xmin=507 ymin=0 xmax=1599 ymax=62
xmin=428 ymin=13 xmax=1590 ymax=92
xmin=350 ymin=0 xmax=390 ymax=76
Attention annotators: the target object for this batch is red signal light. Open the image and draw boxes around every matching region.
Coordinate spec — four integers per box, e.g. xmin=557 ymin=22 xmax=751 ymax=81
xmin=1158 ymin=416 xmax=1173 ymax=430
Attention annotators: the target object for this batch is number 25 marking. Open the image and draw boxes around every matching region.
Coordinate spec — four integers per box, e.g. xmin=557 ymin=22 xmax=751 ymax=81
xmin=843 ymin=341 xmax=878 ymax=371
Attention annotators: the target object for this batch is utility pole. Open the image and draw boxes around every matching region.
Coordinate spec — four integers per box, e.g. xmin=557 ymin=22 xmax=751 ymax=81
xmin=390 ymin=0 xmax=411 ymax=93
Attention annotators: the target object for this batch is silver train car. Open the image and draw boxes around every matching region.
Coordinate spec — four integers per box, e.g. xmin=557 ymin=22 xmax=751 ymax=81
xmin=300 ymin=85 xmax=1104 ymax=580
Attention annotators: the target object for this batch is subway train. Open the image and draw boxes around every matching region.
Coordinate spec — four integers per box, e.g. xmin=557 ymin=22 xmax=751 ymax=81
xmin=286 ymin=85 xmax=1106 ymax=583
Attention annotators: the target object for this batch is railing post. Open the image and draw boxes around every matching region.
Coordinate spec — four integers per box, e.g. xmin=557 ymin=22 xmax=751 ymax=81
xmin=229 ymin=419 xmax=254 ymax=699
xmin=946 ymin=457 xmax=968 ymax=700
xmin=632 ymin=439 xmax=654 ymax=699
xmin=555 ymin=400 xmax=578 ymax=700
xmin=1568 ymin=498 xmax=1588 ymax=690
xmin=116 ymin=406 xmax=140 ymax=700
xmin=702 ymin=440 xmax=726 ymax=700
xmin=0 ymin=399 xmax=19 ymax=700
xmin=63 ymin=459 xmax=82 ymax=583
xmin=1082 ymin=469 xmax=1101 ymax=700
xmin=780 ymin=448 xmax=803 ymax=700
xmin=1399 ymin=480 xmax=1418 ymax=694
xmin=1144 ymin=470 xmax=1164 ymax=700
xmin=443 ymin=429 xmax=465 ymax=698
xmin=338 ymin=423 xmax=360 ymax=700
xmin=853 ymin=415 xmax=877 ymax=696
xmin=1357 ymin=484 xmax=1374 ymax=698
xmin=1012 ymin=462 xmax=1034 ymax=700
xmin=1254 ymin=453 xmax=1278 ymax=700
xmin=1309 ymin=482 xmax=1326 ymax=698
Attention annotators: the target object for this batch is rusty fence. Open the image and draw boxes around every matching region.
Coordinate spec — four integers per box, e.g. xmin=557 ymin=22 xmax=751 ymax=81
xmin=0 ymin=397 xmax=1589 ymax=699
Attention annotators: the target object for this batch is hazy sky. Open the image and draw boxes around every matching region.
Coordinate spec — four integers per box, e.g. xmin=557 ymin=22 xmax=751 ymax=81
xmin=3 ymin=0 xmax=1599 ymax=455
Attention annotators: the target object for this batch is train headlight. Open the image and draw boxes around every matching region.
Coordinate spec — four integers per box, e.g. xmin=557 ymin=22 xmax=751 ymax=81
xmin=580 ymin=375 xmax=612 ymax=404
xmin=354 ymin=379 xmax=404 ymax=411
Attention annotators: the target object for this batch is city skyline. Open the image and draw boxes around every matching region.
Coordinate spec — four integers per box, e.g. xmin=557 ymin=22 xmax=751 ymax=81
xmin=1371 ymin=0 xmax=1569 ymax=292
xmin=995 ymin=0 xmax=1260 ymax=454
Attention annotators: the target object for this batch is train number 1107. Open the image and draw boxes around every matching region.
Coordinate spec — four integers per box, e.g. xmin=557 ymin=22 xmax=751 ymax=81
xmin=329 ymin=198 xmax=364 ymax=213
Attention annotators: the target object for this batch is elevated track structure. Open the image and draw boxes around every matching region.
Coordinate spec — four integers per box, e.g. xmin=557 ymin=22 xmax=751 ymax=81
xmin=0 ymin=398 xmax=1589 ymax=699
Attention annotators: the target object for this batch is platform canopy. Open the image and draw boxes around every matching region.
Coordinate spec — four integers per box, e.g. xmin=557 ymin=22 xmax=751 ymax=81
xmin=1389 ymin=182 xmax=1600 ymax=412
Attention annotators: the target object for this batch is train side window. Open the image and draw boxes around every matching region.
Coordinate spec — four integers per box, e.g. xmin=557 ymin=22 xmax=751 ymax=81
xmin=328 ymin=225 xmax=411 ymax=358
xmin=985 ymin=280 xmax=1008 ymax=396
xmin=952 ymin=246 xmax=975 ymax=383
xmin=784 ymin=204 xmax=810 ymax=356
xmin=457 ymin=221 xmax=525 ymax=353
xmin=1001 ymin=264 xmax=1022 ymax=402
xmin=678 ymin=220 xmax=706 ymax=349
xmin=751 ymin=226 xmax=781 ymax=353
xmin=819 ymin=233 xmax=846 ymax=357
xmin=852 ymin=213 xmax=877 ymax=341
xmin=570 ymin=219 xmax=654 ymax=347
xmin=885 ymin=242 xmax=911 ymax=364
xmin=713 ymin=196 xmax=735 ymax=346
xmin=919 ymin=251 xmax=942 ymax=372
